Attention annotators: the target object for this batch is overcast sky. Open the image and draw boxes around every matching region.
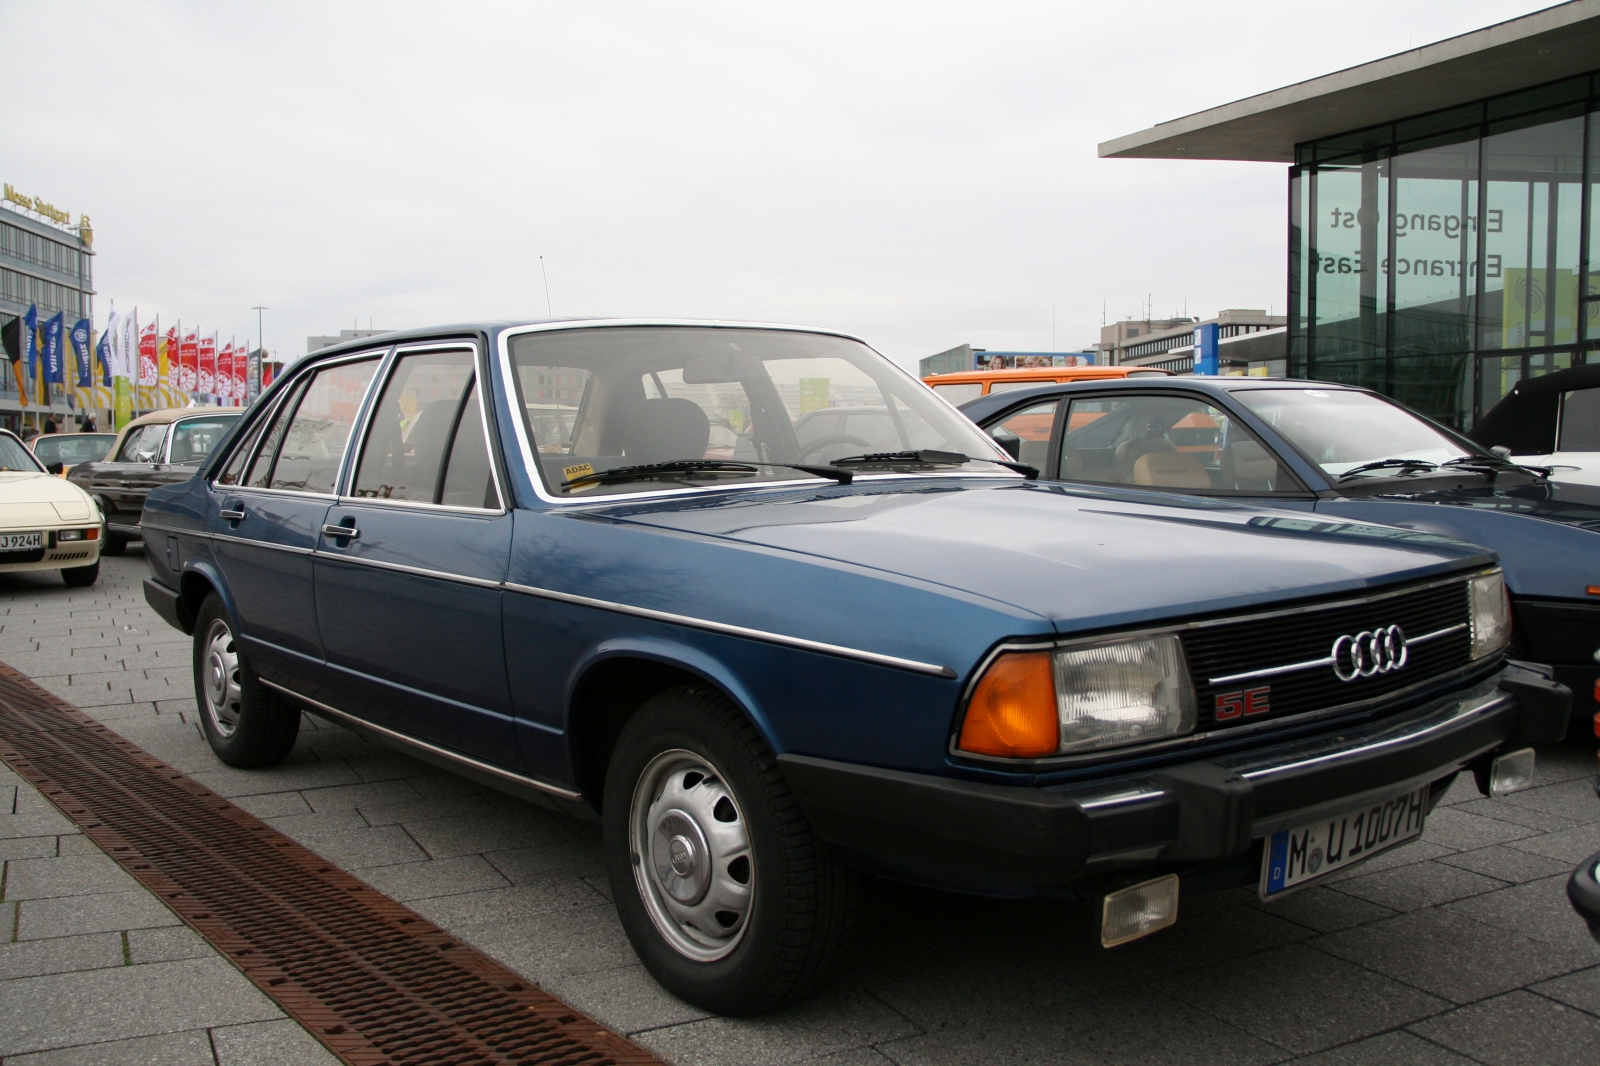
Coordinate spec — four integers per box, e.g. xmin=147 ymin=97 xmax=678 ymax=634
xmin=2 ymin=0 xmax=1552 ymax=368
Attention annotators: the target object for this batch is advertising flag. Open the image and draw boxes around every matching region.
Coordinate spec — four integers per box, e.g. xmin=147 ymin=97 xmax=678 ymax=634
xmin=2 ymin=315 xmax=25 ymax=408
xmin=159 ymin=326 xmax=176 ymax=406
xmin=23 ymin=304 xmax=40 ymax=403
xmin=198 ymin=333 xmax=216 ymax=397
xmin=70 ymin=319 xmax=91 ymax=388
xmin=234 ymin=343 xmax=249 ymax=402
xmin=180 ymin=328 xmax=198 ymax=393
xmin=114 ymin=308 xmax=137 ymax=428
xmin=138 ymin=323 xmax=158 ymax=395
xmin=218 ymin=341 xmax=234 ymax=403
xmin=42 ymin=312 xmax=64 ymax=385
xmin=95 ymin=321 xmax=113 ymax=387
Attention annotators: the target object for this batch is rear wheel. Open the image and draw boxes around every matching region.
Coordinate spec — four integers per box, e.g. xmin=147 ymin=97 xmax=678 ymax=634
xmin=603 ymin=685 xmax=857 ymax=1014
xmin=100 ymin=519 xmax=126 ymax=556
xmin=192 ymin=594 xmax=300 ymax=767
xmin=61 ymin=562 xmax=99 ymax=587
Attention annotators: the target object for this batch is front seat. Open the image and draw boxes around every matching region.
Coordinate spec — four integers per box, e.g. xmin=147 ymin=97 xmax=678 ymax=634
xmin=625 ymin=398 xmax=711 ymax=465
xmin=1133 ymin=450 xmax=1211 ymax=488
xmin=1220 ymin=440 xmax=1278 ymax=488
xmin=1114 ymin=437 xmax=1176 ymax=483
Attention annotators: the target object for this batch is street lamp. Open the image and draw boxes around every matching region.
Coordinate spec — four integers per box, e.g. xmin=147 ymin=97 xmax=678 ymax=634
xmin=251 ymin=305 xmax=267 ymax=400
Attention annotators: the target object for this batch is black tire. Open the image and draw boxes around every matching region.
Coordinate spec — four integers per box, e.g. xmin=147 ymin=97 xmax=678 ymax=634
xmin=100 ymin=525 xmax=127 ymax=557
xmin=191 ymin=593 xmax=300 ymax=768
xmin=61 ymin=562 xmax=99 ymax=587
xmin=603 ymin=684 xmax=858 ymax=1015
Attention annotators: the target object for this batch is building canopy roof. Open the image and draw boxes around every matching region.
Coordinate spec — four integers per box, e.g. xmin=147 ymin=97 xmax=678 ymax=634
xmin=1098 ymin=1 xmax=1600 ymax=163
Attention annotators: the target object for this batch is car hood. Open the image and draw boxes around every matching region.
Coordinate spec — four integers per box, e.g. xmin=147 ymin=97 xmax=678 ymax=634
xmin=0 ymin=472 xmax=98 ymax=523
xmin=596 ymin=479 xmax=1495 ymax=632
xmin=1373 ymin=476 xmax=1600 ymax=531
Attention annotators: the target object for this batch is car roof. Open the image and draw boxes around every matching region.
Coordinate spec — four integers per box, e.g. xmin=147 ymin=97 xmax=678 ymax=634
xmin=956 ymin=375 xmax=1366 ymax=422
xmin=118 ymin=407 xmax=246 ymax=430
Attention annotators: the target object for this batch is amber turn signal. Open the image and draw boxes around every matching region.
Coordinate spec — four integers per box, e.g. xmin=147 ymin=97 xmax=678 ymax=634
xmin=957 ymin=651 xmax=1058 ymax=758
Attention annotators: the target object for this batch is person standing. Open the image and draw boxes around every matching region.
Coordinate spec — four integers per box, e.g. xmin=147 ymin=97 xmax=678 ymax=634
xmin=42 ymin=416 xmax=56 ymax=434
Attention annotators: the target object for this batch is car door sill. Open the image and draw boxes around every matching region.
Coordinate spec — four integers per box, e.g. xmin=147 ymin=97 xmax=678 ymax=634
xmin=257 ymin=677 xmax=586 ymax=808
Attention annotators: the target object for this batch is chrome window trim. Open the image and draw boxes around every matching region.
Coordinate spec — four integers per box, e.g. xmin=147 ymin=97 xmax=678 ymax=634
xmin=340 ymin=340 xmax=507 ymax=514
xmin=257 ymin=677 xmax=582 ymax=801
xmin=494 ymin=319 xmax=1019 ymax=508
xmin=217 ymin=484 xmax=339 ymax=503
xmin=331 ymin=495 xmax=505 ymax=518
xmin=240 ymin=349 xmax=386 ymax=496
xmin=312 ymin=548 xmax=502 ymax=589
xmin=503 ymin=580 xmax=955 ymax=678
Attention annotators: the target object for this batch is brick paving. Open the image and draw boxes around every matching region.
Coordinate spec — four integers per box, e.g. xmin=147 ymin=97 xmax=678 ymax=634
xmin=0 ymin=550 xmax=1597 ymax=1065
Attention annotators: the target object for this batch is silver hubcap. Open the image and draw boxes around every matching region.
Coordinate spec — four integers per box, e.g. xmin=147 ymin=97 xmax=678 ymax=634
xmin=630 ymin=749 xmax=753 ymax=962
xmin=201 ymin=619 xmax=242 ymax=738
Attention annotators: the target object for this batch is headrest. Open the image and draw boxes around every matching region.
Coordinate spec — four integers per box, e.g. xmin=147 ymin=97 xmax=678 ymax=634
xmin=625 ymin=397 xmax=711 ymax=465
xmin=1133 ymin=450 xmax=1210 ymax=488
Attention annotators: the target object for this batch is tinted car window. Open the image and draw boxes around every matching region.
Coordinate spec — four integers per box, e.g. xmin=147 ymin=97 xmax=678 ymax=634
xmin=353 ymin=349 xmax=478 ymax=503
xmin=269 ymin=358 xmax=380 ymax=493
xmin=116 ymin=424 xmax=167 ymax=463
xmin=985 ymin=400 xmax=1057 ymax=469
xmin=1061 ymin=394 xmax=1296 ymax=492
xmin=246 ymin=377 xmax=311 ymax=488
xmin=1559 ymin=386 xmax=1600 ymax=450
xmin=438 ymin=380 xmax=498 ymax=508
xmin=0 ymin=435 xmax=42 ymax=471
xmin=216 ymin=415 xmax=270 ymax=487
xmin=169 ymin=417 xmax=240 ymax=464
xmin=32 ymin=435 xmax=115 ymax=465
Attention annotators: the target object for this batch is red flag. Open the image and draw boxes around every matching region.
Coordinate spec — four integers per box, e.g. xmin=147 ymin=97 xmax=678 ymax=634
xmin=137 ymin=325 xmax=158 ymax=389
xmin=180 ymin=329 xmax=198 ymax=392
xmin=164 ymin=326 xmax=179 ymax=392
xmin=198 ymin=334 xmax=216 ymax=395
xmin=218 ymin=341 xmax=234 ymax=402
xmin=233 ymin=343 xmax=249 ymax=402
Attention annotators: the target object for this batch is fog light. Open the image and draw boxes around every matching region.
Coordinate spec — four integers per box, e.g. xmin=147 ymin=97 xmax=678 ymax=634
xmin=1101 ymin=874 xmax=1179 ymax=948
xmin=57 ymin=529 xmax=84 ymax=542
xmin=1489 ymin=748 xmax=1536 ymax=796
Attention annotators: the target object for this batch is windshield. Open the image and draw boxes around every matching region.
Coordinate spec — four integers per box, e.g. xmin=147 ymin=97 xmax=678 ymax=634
xmin=508 ymin=327 xmax=1009 ymax=497
xmin=1233 ymin=389 xmax=1474 ymax=477
xmin=33 ymin=434 xmax=115 ymax=465
xmin=0 ymin=435 xmax=44 ymax=472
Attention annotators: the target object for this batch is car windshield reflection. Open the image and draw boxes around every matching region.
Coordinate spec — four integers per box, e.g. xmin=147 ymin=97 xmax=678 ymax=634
xmin=1234 ymin=388 xmax=1474 ymax=478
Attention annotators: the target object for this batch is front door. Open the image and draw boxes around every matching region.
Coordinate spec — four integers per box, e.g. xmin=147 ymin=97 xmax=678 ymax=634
xmin=313 ymin=343 xmax=519 ymax=768
xmin=210 ymin=356 xmax=382 ymax=696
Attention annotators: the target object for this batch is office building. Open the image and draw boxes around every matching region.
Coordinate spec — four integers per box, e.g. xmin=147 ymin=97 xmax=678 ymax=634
xmin=0 ymin=185 xmax=94 ymax=432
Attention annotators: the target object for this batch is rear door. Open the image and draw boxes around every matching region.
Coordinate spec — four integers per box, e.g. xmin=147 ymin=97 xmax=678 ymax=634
xmin=210 ymin=354 xmax=382 ymax=694
xmin=313 ymin=342 xmax=519 ymax=767
xmin=84 ymin=423 xmax=167 ymax=532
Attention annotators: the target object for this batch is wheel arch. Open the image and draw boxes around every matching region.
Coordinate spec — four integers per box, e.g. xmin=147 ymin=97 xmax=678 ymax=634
xmin=176 ymin=560 xmax=237 ymax=636
xmin=565 ymin=637 xmax=778 ymax=813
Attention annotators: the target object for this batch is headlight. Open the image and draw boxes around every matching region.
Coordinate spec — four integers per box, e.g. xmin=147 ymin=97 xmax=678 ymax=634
xmin=957 ymin=634 xmax=1196 ymax=758
xmin=1469 ymin=570 xmax=1511 ymax=660
xmin=57 ymin=529 xmax=85 ymax=542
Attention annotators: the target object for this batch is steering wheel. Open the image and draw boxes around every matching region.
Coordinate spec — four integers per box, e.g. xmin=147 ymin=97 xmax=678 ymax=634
xmin=795 ymin=434 xmax=872 ymax=465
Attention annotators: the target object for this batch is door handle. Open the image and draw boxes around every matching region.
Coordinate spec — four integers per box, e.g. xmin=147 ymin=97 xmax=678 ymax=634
xmin=321 ymin=523 xmax=360 ymax=540
xmin=219 ymin=509 xmax=246 ymax=521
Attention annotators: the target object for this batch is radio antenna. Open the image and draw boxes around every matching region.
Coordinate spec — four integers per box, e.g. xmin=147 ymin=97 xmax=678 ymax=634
xmin=540 ymin=257 xmax=553 ymax=317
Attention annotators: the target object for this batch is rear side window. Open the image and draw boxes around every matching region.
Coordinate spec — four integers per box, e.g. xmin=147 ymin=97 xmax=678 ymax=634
xmin=251 ymin=359 xmax=380 ymax=493
xmin=985 ymin=400 xmax=1058 ymax=469
xmin=116 ymin=424 xmax=166 ymax=463
xmin=353 ymin=348 xmax=496 ymax=507
xmin=169 ymin=417 xmax=239 ymax=464
xmin=1559 ymin=387 xmax=1600 ymax=451
xmin=245 ymin=377 xmax=310 ymax=488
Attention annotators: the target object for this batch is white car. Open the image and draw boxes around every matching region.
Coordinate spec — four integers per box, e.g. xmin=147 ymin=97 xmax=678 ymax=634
xmin=1470 ymin=364 xmax=1600 ymax=486
xmin=0 ymin=429 xmax=104 ymax=586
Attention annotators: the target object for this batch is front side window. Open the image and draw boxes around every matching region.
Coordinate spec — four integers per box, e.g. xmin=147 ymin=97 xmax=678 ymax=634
xmin=353 ymin=348 xmax=496 ymax=507
xmin=1234 ymin=388 xmax=1472 ymax=479
xmin=264 ymin=358 xmax=381 ymax=493
xmin=1060 ymin=393 xmax=1296 ymax=493
xmin=33 ymin=435 xmax=115 ymax=466
xmin=116 ymin=424 xmax=167 ymax=463
xmin=508 ymin=327 xmax=1007 ymax=497
xmin=169 ymin=417 xmax=240 ymax=464
xmin=985 ymin=400 xmax=1057 ymax=469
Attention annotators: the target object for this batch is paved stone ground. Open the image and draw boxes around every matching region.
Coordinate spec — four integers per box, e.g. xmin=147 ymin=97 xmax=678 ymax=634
xmin=1 ymin=551 xmax=1598 ymax=1066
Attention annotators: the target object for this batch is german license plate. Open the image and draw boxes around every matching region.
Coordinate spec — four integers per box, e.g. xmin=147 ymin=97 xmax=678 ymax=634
xmin=1260 ymin=784 xmax=1430 ymax=898
xmin=0 ymin=532 xmax=43 ymax=552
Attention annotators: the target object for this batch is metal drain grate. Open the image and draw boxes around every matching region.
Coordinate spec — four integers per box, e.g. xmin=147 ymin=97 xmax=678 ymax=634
xmin=0 ymin=663 xmax=667 ymax=1066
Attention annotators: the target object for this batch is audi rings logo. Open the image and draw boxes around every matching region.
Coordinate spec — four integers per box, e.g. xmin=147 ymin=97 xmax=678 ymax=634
xmin=1330 ymin=625 xmax=1408 ymax=682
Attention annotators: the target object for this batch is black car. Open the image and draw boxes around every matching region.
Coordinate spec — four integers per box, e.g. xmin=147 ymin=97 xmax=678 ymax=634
xmin=68 ymin=408 xmax=241 ymax=553
xmin=960 ymin=376 xmax=1600 ymax=714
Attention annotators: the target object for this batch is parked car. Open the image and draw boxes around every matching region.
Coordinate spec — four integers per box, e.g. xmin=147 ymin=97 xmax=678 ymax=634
xmin=141 ymin=320 xmax=1568 ymax=1014
xmin=68 ymin=408 xmax=242 ymax=554
xmin=923 ymin=364 xmax=1170 ymax=406
xmin=1468 ymin=362 xmax=1600 ymax=487
xmin=0 ymin=428 xmax=104 ymax=586
xmin=29 ymin=432 xmax=117 ymax=476
xmin=962 ymin=377 xmax=1600 ymax=716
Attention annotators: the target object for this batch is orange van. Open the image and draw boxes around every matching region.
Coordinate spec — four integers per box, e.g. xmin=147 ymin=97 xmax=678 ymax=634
xmin=922 ymin=365 xmax=1171 ymax=406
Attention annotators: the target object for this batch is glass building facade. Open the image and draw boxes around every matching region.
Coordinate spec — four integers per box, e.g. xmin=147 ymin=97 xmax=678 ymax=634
xmin=1289 ymin=71 xmax=1600 ymax=428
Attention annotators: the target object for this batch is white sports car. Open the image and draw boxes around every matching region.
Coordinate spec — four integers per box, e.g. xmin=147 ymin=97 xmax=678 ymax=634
xmin=0 ymin=429 xmax=103 ymax=586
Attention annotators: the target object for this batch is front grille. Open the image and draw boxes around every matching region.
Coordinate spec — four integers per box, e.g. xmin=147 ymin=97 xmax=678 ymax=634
xmin=1182 ymin=578 xmax=1473 ymax=731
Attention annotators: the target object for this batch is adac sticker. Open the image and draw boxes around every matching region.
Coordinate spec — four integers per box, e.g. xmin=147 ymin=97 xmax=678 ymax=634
xmin=562 ymin=462 xmax=595 ymax=488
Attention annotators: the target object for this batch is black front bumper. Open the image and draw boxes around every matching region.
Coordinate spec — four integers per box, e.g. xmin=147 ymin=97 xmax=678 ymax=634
xmin=779 ymin=663 xmax=1570 ymax=891
xmin=1516 ymin=598 xmax=1600 ymax=709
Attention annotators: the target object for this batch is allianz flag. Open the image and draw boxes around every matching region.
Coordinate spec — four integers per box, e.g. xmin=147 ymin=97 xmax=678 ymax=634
xmin=23 ymin=304 xmax=39 ymax=379
xmin=95 ymin=323 xmax=112 ymax=387
xmin=42 ymin=313 xmax=64 ymax=385
xmin=70 ymin=319 xmax=91 ymax=388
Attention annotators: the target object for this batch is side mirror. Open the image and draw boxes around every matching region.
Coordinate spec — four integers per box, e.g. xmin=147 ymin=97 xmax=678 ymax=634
xmin=46 ymin=461 xmax=64 ymax=476
xmin=992 ymin=435 xmax=1022 ymax=461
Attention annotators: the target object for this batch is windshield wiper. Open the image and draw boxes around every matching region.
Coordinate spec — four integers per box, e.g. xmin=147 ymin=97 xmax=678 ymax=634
xmin=1440 ymin=455 xmax=1552 ymax=479
xmin=562 ymin=459 xmax=852 ymax=489
xmin=1336 ymin=458 xmax=1439 ymax=481
xmin=828 ymin=450 xmax=1037 ymax=478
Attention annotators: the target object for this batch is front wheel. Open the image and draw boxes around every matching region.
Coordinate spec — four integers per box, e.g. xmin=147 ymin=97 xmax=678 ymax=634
xmin=100 ymin=520 xmax=127 ymax=556
xmin=192 ymin=594 xmax=300 ymax=767
xmin=603 ymin=685 xmax=857 ymax=1014
xmin=61 ymin=562 xmax=99 ymax=587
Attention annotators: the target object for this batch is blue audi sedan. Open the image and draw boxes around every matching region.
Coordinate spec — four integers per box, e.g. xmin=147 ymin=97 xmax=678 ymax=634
xmin=142 ymin=320 xmax=1568 ymax=1014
